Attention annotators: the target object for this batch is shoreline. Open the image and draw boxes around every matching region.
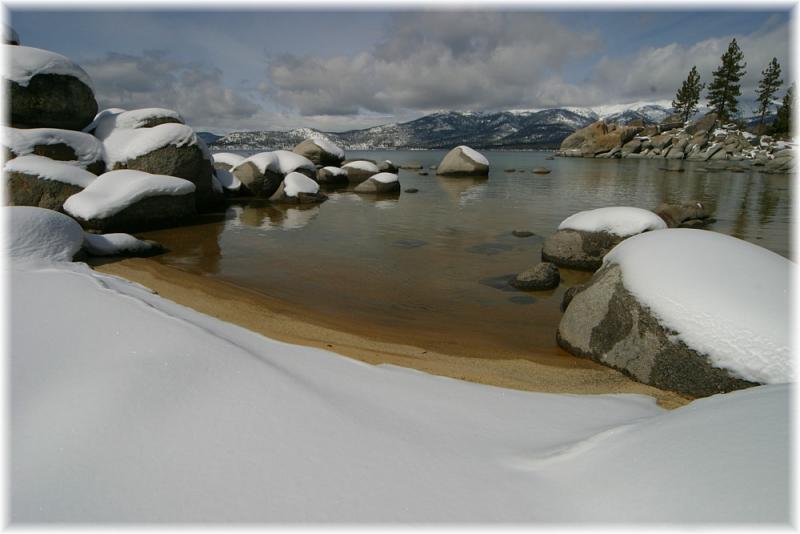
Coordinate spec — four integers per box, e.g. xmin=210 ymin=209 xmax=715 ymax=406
xmin=93 ymin=257 xmax=691 ymax=409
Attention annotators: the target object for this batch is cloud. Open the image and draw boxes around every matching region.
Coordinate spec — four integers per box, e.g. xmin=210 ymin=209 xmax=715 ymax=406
xmin=83 ymin=51 xmax=261 ymax=130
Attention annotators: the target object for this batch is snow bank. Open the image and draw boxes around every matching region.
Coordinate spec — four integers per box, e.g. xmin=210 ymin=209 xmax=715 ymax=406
xmin=102 ymin=123 xmax=198 ymax=168
xmin=458 ymin=145 xmax=489 ymax=166
xmin=89 ymin=108 xmax=184 ymax=140
xmin=236 ymin=150 xmax=315 ymax=175
xmin=371 ymin=172 xmax=399 ymax=184
xmin=559 ymin=207 xmax=667 ymax=236
xmin=214 ymin=168 xmax=241 ymax=192
xmin=342 ymin=160 xmax=379 ymax=173
xmin=310 ymin=138 xmax=345 ymax=158
xmin=63 ymin=170 xmax=195 ymax=220
xmin=4 ymin=155 xmax=97 ymax=188
xmin=9 ymin=257 xmax=789 ymax=521
xmin=82 ymin=232 xmax=159 ymax=256
xmin=604 ymin=229 xmax=792 ymax=384
xmin=321 ymin=166 xmax=346 ymax=176
xmin=6 ymin=206 xmax=84 ymax=261
xmin=5 ymin=44 xmax=94 ymax=89
xmin=5 ymin=127 xmax=105 ymax=167
xmin=282 ymin=172 xmax=319 ymax=197
xmin=212 ymin=152 xmax=246 ymax=168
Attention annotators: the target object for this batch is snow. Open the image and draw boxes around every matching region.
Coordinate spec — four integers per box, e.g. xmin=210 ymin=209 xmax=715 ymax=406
xmin=212 ymin=152 xmax=246 ymax=168
xmin=310 ymin=138 xmax=345 ymax=158
xmin=370 ymin=172 xmax=398 ymax=184
xmin=604 ymin=229 xmax=792 ymax=385
xmin=5 ymin=127 xmax=105 ymax=168
xmin=101 ymin=123 xmax=198 ymax=168
xmin=282 ymin=172 xmax=319 ymax=197
xmin=457 ymin=145 xmax=489 ymax=166
xmin=213 ymin=168 xmax=241 ymax=192
xmin=321 ymin=166 xmax=346 ymax=176
xmin=235 ymin=150 xmax=316 ymax=175
xmin=558 ymin=207 xmax=667 ymax=236
xmin=342 ymin=160 xmax=379 ymax=172
xmin=63 ymin=170 xmax=195 ymax=220
xmin=89 ymin=108 xmax=184 ymax=140
xmin=5 ymin=44 xmax=94 ymax=89
xmin=6 ymin=206 xmax=84 ymax=262
xmin=4 ymin=155 xmax=97 ymax=188
xmin=9 ymin=256 xmax=790 ymax=521
xmin=82 ymin=232 xmax=158 ymax=256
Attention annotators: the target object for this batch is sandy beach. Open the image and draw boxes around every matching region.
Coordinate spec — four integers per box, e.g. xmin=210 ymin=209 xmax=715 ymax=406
xmin=93 ymin=257 xmax=691 ymax=409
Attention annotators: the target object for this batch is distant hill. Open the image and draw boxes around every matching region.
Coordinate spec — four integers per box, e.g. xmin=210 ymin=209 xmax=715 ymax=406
xmin=197 ymin=131 xmax=223 ymax=145
xmin=210 ymin=102 xmax=674 ymax=151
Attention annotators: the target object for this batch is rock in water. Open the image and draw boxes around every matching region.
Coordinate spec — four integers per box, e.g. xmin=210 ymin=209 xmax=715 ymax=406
xmin=511 ymin=262 xmax=560 ymax=291
xmin=654 ymin=201 xmax=711 ymax=228
xmin=436 ymin=146 xmax=489 ymax=177
xmin=512 ymin=230 xmax=534 ymax=237
xmin=232 ymin=151 xmax=316 ymax=197
xmin=269 ymin=172 xmax=327 ymax=205
xmin=341 ymin=160 xmax=380 ymax=183
xmin=354 ymin=172 xmax=401 ymax=194
xmin=557 ymin=229 xmax=791 ymax=397
xmin=211 ymin=152 xmax=246 ymax=172
xmin=532 ymin=167 xmax=551 ymax=174
xmin=6 ymin=45 xmax=98 ymax=130
xmin=316 ymin=166 xmax=348 ymax=185
xmin=292 ymin=138 xmax=345 ymax=167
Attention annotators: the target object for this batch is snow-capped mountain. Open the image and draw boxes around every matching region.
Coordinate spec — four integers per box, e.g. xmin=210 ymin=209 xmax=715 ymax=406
xmin=211 ymin=103 xmax=674 ymax=151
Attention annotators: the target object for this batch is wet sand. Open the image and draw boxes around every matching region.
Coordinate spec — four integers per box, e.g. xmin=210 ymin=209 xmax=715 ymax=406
xmin=94 ymin=257 xmax=691 ymax=409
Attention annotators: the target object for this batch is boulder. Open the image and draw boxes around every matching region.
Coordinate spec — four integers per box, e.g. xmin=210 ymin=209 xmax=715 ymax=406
xmin=684 ymin=113 xmax=718 ymax=135
xmin=399 ymin=161 xmax=423 ymax=170
xmin=316 ymin=166 xmax=349 ymax=185
xmin=621 ymin=139 xmax=641 ymax=156
xmin=6 ymin=45 xmax=97 ymax=130
xmin=5 ymin=154 xmax=96 ymax=211
xmin=7 ymin=205 xmax=85 ymax=261
xmin=269 ymin=172 xmax=327 ymax=205
xmin=292 ymin=138 xmax=345 ymax=167
xmin=650 ymin=133 xmax=673 ymax=150
xmin=764 ymin=151 xmax=795 ymax=174
xmin=353 ymin=172 xmax=401 ymax=194
xmin=342 ymin=160 xmax=380 ymax=183
xmin=231 ymin=150 xmax=316 ymax=197
xmin=436 ymin=146 xmax=489 ymax=177
xmin=659 ymin=113 xmax=684 ymax=131
xmin=85 ymin=108 xmax=184 ymax=137
xmin=510 ymin=262 xmax=560 ymax=291
xmin=63 ymin=169 xmax=197 ymax=233
xmin=4 ymin=127 xmax=106 ymax=174
xmin=654 ymin=201 xmax=711 ymax=228
xmin=556 ymin=229 xmax=789 ymax=397
xmin=378 ymin=160 xmax=399 ymax=173
xmin=560 ymin=121 xmax=608 ymax=151
xmin=211 ymin=152 xmax=246 ymax=172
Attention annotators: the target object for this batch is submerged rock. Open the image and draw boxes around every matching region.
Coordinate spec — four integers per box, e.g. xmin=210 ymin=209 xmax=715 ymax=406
xmin=654 ymin=200 xmax=711 ymax=228
xmin=511 ymin=262 xmax=560 ymax=291
xmin=532 ymin=167 xmax=551 ymax=174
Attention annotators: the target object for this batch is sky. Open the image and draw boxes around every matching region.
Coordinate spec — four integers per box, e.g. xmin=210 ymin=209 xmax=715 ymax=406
xmin=7 ymin=8 xmax=793 ymax=133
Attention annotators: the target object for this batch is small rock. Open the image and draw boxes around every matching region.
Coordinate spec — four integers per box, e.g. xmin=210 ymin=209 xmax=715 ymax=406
xmin=504 ymin=168 xmax=516 ymax=172
xmin=512 ymin=230 xmax=534 ymax=238
xmin=404 ymin=188 xmax=419 ymax=193
xmin=532 ymin=167 xmax=551 ymax=174
xmin=418 ymin=171 xmax=429 ymax=176
xmin=510 ymin=262 xmax=560 ymax=291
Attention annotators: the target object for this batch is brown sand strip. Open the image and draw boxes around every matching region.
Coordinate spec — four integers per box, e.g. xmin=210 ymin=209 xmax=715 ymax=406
xmin=93 ymin=257 xmax=691 ymax=409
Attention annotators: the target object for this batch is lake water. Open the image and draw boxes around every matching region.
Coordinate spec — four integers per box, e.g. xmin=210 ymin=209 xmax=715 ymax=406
xmin=135 ymin=150 xmax=792 ymax=363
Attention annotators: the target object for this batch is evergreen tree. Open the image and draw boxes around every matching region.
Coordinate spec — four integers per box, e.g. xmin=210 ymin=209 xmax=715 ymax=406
xmin=755 ymin=57 xmax=783 ymax=132
xmin=706 ymin=38 xmax=747 ymax=122
xmin=672 ymin=66 xmax=704 ymax=123
xmin=773 ymin=84 xmax=793 ymax=135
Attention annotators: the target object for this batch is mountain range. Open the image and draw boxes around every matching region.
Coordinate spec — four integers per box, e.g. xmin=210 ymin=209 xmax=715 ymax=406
xmin=208 ymin=102 xmax=676 ymax=151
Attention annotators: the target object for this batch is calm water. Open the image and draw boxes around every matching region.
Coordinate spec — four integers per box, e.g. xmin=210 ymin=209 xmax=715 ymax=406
xmin=137 ymin=150 xmax=792 ymax=361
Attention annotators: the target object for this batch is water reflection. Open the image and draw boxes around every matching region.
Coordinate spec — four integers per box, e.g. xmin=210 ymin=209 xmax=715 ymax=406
xmin=227 ymin=201 xmax=321 ymax=231
xmin=436 ymin=176 xmax=489 ymax=206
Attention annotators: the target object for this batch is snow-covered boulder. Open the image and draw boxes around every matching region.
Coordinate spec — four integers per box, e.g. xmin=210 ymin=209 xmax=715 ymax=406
xmin=63 ymin=169 xmax=196 ymax=232
xmin=353 ymin=172 xmax=401 ymax=194
xmin=292 ymin=138 xmax=345 ymax=167
xmin=231 ymin=150 xmax=316 ymax=197
xmin=210 ymin=152 xmax=246 ymax=172
xmin=436 ymin=146 xmax=489 ymax=177
xmin=269 ymin=172 xmax=327 ymax=205
xmin=82 ymin=232 xmax=163 ymax=257
xmin=542 ymin=207 xmax=667 ymax=271
xmin=4 ymin=24 xmax=20 ymax=45
xmin=654 ymin=200 xmax=712 ymax=228
xmin=4 ymin=127 xmax=106 ymax=174
xmin=558 ymin=229 xmax=791 ymax=397
xmin=341 ymin=160 xmax=380 ymax=183
xmin=84 ymin=108 xmax=184 ymax=140
xmin=5 ymin=45 xmax=97 ymax=130
xmin=316 ymin=166 xmax=348 ymax=185
xmin=213 ymin=167 xmax=241 ymax=193
xmin=5 ymin=155 xmax=97 ymax=211
xmin=6 ymin=206 xmax=84 ymax=261
xmin=378 ymin=160 xmax=399 ymax=173
xmin=101 ymin=122 xmax=217 ymax=210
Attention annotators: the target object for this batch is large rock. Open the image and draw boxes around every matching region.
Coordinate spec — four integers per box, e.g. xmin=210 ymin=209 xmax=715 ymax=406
xmin=650 ymin=133 xmax=673 ymax=150
xmin=5 ymin=154 xmax=96 ymax=211
xmin=316 ymin=166 xmax=349 ymax=185
xmin=85 ymin=108 xmax=184 ymax=137
xmin=6 ymin=45 xmax=97 ymax=130
xmin=63 ymin=170 xmax=197 ymax=232
xmin=654 ymin=200 xmax=711 ymax=228
xmin=353 ymin=172 xmax=401 ymax=194
xmin=436 ymin=146 xmax=489 ymax=177
xmin=560 ymin=121 xmax=608 ymax=151
xmin=557 ymin=229 xmax=790 ymax=397
xmin=620 ymin=139 xmax=642 ymax=156
xmin=659 ymin=113 xmax=684 ymax=131
xmin=231 ymin=151 xmax=316 ymax=197
xmin=211 ymin=152 xmax=246 ymax=172
xmin=342 ymin=160 xmax=380 ymax=183
xmin=269 ymin=172 xmax=327 ymax=205
xmin=4 ymin=127 xmax=106 ymax=174
xmin=292 ymin=138 xmax=345 ymax=167
xmin=684 ymin=113 xmax=718 ymax=135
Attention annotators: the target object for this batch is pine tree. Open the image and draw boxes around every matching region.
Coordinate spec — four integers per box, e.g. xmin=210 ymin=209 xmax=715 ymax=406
xmin=773 ymin=84 xmax=793 ymax=136
xmin=672 ymin=66 xmax=704 ymax=123
xmin=755 ymin=57 xmax=783 ymax=132
xmin=706 ymin=38 xmax=747 ymax=122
